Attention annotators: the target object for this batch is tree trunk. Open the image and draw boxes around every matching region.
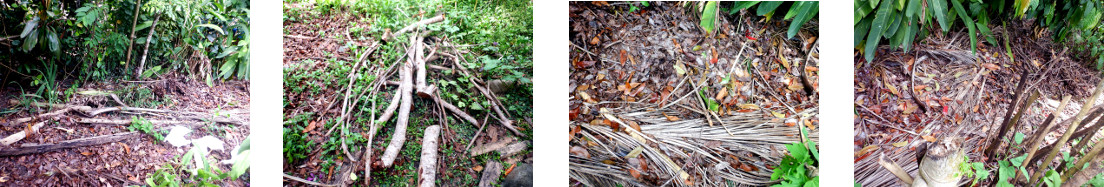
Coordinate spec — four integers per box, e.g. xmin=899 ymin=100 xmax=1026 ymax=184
xmin=418 ymin=125 xmax=441 ymax=187
xmin=125 ymin=0 xmax=143 ymax=71
xmin=138 ymin=14 xmax=161 ymax=77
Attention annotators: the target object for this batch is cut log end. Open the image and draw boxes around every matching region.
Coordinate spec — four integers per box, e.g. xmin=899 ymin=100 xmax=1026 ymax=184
xmin=418 ymin=125 xmax=442 ymax=187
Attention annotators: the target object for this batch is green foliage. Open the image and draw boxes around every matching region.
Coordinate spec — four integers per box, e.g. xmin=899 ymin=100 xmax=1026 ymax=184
xmin=717 ymin=1 xmax=818 ymax=39
xmin=128 ymin=116 xmax=165 ymax=142
xmin=1042 ymin=170 xmax=1062 ymax=187
xmin=146 ymin=138 xmax=242 ymax=186
xmin=855 ymin=0 xmax=1104 ymax=65
xmin=283 ymin=113 xmax=315 ymax=164
xmin=771 ymin=126 xmax=818 ymax=187
xmin=1089 ymin=173 xmax=1104 ymax=187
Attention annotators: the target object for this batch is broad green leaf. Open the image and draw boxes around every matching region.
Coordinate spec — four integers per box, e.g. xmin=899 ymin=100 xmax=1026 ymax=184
xmin=931 ymin=0 xmax=950 ymax=32
xmin=135 ymin=21 xmax=154 ymax=31
xmin=22 ymin=29 xmax=38 ymax=52
xmin=865 ymin=0 xmax=894 ymax=62
xmin=804 ymin=177 xmax=818 ymax=187
xmin=788 ymin=2 xmax=818 ymax=39
xmin=471 ymin=102 xmax=484 ymax=110
xmin=869 ymin=0 xmax=881 ymax=10
xmin=757 ymin=1 xmax=784 ymax=16
xmin=46 ymin=28 xmax=59 ymax=53
xmin=700 ymin=1 xmax=718 ymax=34
xmin=196 ymin=24 xmax=226 ymax=35
xmin=902 ymin=20 xmax=918 ymax=52
xmin=1014 ymin=132 xmax=1025 ymax=145
xmin=784 ymin=2 xmax=805 ymax=20
xmin=20 ymin=18 xmax=38 ymax=38
xmin=730 ymin=1 xmax=759 ymax=14
xmin=855 ymin=16 xmax=873 ymax=46
xmin=905 ymin=0 xmax=922 ymax=18
xmin=951 ymin=0 xmax=977 ymax=53
xmin=884 ymin=11 xmax=902 ymax=39
xmin=855 ymin=0 xmax=874 ymax=25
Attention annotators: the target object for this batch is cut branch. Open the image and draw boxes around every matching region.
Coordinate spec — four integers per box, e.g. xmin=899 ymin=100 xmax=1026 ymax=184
xmin=381 ymin=34 xmax=418 ymax=167
xmin=0 ymin=131 xmax=138 ymax=156
xmin=386 ymin=14 xmax=445 ymax=41
xmin=1017 ymin=95 xmax=1069 ymax=182
xmin=1029 ymin=79 xmax=1104 ymax=183
xmin=418 ymin=125 xmax=441 ymax=187
xmin=986 ymin=71 xmax=1030 ymax=157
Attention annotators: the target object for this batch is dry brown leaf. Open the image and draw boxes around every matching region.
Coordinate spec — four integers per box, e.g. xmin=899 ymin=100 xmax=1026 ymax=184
xmin=715 ymin=87 xmax=728 ymax=101
xmin=805 ymin=66 xmax=818 ymax=72
xmin=569 ymin=125 xmax=582 ymax=140
xmin=778 ymin=45 xmax=790 ymax=69
xmin=922 ymin=135 xmax=937 ymax=142
xmin=626 ymin=121 xmax=641 ymax=132
xmin=855 ymin=145 xmax=879 ymax=158
xmin=571 ymin=146 xmax=590 ymax=158
xmin=738 ymin=104 xmax=760 ymax=110
xmin=473 ymin=165 xmax=484 ymax=172
xmin=619 ymin=50 xmax=627 ymax=65
xmin=590 ymin=36 xmax=600 ymax=45
xmin=664 ymin=113 xmax=680 ymax=121
xmin=886 ymin=83 xmax=899 ymax=96
xmin=504 ymin=163 xmax=517 ymax=176
xmin=982 ymin=63 xmax=1000 ymax=70
xmin=803 ymin=118 xmax=816 ymax=130
xmin=628 ymin=169 xmax=642 ymax=179
xmin=574 ymin=60 xmax=595 ymax=68
xmin=303 ymin=121 xmax=318 ymax=133
xmin=121 ymin=143 xmax=131 ymax=154
xmin=81 ymin=152 xmax=93 ymax=156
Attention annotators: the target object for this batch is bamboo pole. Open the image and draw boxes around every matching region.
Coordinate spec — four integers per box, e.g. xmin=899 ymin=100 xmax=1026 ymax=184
xmin=1017 ymin=95 xmax=1070 ymax=182
xmin=1029 ymin=79 xmax=1104 ymax=183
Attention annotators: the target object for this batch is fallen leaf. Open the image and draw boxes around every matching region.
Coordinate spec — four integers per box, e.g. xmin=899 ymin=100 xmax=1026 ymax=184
xmin=569 ymin=109 xmax=579 ymax=121
xmin=81 ymin=152 xmax=93 ymax=156
xmin=922 ymin=135 xmax=937 ymax=142
xmin=674 ymin=62 xmax=686 ymax=75
xmin=803 ymin=118 xmax=816 ymax=130
xmin=473 ymin=165 xmax=484 ymax=172
xmin=715 ymin=87 xmax=728 ymax=101
xmin=590 ymin=36 xmax=600 ymax=45
xmin=892 ymin=141 xmax=909 ymax=147
xmin=571 ymin=146 xmax=590 ymax=158
xmin=805 ymin=66 xmax=818 ymax=72
xmin=574 ymin=60 xmax=596 ymax=68
xmin=303 ymin=120 xmax=318 ymax=133
xmin=886 ymin=83 xmax=899 ymax=96
xmin=778 ymin=45 xmax=790 ymax=69
xmin=569 ymin=125 xmax=582 ymax=140
xmin=628 ymin=169 xmax=642 ymax=179
xmin=664 ymin=113 xmax=680 ymax=121
xmin=855 ymin=145 xmax=880 ymax=157
xmin=626 ymin=120 xmax=641 ymax=132
xmin=121 ymin=143 xmax=131 ymax=154
xmin=619 ymin=50 xmax=627 ymax=65
xmin=982 ymin=63 xmax=1000 ymax=70
xmin=504 ymin=163 xmax=517 ymax=176
xmin=771 ymin=111 xmax=786 ymax=118
xmin=737 ymin=104 xmax=760 ymax=110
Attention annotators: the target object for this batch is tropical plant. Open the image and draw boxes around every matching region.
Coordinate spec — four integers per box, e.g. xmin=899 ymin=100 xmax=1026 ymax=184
xmin=690 ymin=1 xmax=819 ymax=39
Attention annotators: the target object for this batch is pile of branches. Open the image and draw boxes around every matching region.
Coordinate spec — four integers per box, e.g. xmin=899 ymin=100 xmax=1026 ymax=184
xmin=283 ymin=13 xmax=527 ymax=187
xmin=0 ymin=93 xmax=245 ymax=157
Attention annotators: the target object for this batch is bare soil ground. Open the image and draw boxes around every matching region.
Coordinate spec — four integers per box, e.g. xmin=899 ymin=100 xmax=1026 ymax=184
xmin=854 ymin=20 xmax=1103 ymax=186
xmin=569 ymin=2 xmax=819 ymax=186
xmin=0 ymin=73 xmax=250 ymax=186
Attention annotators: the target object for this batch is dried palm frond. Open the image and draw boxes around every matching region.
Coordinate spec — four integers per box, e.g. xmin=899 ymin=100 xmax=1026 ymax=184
xmin=570 ymin=102 xmax=818 ymax=186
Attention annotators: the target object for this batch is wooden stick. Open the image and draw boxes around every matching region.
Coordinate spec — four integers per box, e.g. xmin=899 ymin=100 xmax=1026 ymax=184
xmin=0 ymin=122 xmax=44 ymax=146
xmin=418 ymin=125 xmax=441 ymax=187
xmin=283 ymin=173 xmax=339 ymax=187
xmin=1030 ymin=79 xmax=1104 ymax=183
xmin=0 ymin=131 xmax=138 ymax=156
xmin=137 ymin=14 xmax=161 ymax=77
xmin=381 ymin=33 xmax=418 ymax=167
xmin=386 ymin=14 xmax=445 ymax=41
xmin=988 ymin=90 xmax=1040 ymax=159
xmin=986 ymin=71 xmax=1030 ymax=156
xmin=1017 ymin=95 xmax=1070 ymax=182
xmin=478 ymin=161 xmax=503 ymax=187
xmin=1031 ymin=107 xmax=1104 ymax=164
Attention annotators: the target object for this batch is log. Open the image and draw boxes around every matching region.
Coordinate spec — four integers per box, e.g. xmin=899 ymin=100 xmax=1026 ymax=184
xmin=386 ymin=14 xmax=446 ymax=41
xmin=1030 ymin=79 xmax=1104 ymax=183
xmin=418 ymin=125 xmax=442 ymax=187
xmin=478 ymin=161 xmax=503 ymax=187
xmin=137 ymin=14 xmax=161 ymax=77
xmin=1017 ymin=96 xmax=1069 ymax=182
xmin=0 ymin=132 xmax=138 ymax=156
xmin=986 ymin=71 xmax=1030 ymax=157
xmin=470 ymin=137 xmax=515 ymax=156
xmin=381 ymin=34 xmax=417 ymax=167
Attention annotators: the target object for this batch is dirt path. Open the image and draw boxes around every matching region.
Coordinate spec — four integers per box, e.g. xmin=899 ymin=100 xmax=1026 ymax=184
xmin=0 ymin=74 xmax=250 ymax=186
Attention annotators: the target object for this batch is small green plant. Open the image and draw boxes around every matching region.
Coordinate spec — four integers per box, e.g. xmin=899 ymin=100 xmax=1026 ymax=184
xmin=283 ymin=113 xmax=315 ymax=164
xmin=128 ymin=116 xmax=165 ymax=141
xmin=1089 ymin=173 xmax=1104 ymax=186
xmin=770 ymin=126 xmax=818 ymax=187
xmin=958 ymin=155 xmax=989 ymax=186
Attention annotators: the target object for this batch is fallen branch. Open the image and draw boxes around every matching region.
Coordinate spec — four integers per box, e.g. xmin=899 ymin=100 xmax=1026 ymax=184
xmin=0 ymin=131 xmax=138 ymax=156
xmin=0 ymin=122 xmax=45 ymax=146
xmin=381 ymin=33 xmax=418 ymax=167
xmin=283 ymin=173 xmax=339 ymax=187
xmin=386 ymin=14 xmax=446 ymax=41
xmin=138 ymin=14 xmax=162 ymax=77
xmin=478 ymin=161 xmax=503 ymax=187
xmin=418 ymin=125 xmax=441 ymax=187
xmin=986 ymin=71 xmax=1030 ymax=157
xmin=470 ymin=137 xmax=516 ymax=156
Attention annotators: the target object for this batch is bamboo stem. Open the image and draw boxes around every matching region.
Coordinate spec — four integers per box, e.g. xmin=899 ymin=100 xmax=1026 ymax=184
xmin=1029 ymin=79 xmax=1104 ymax=183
